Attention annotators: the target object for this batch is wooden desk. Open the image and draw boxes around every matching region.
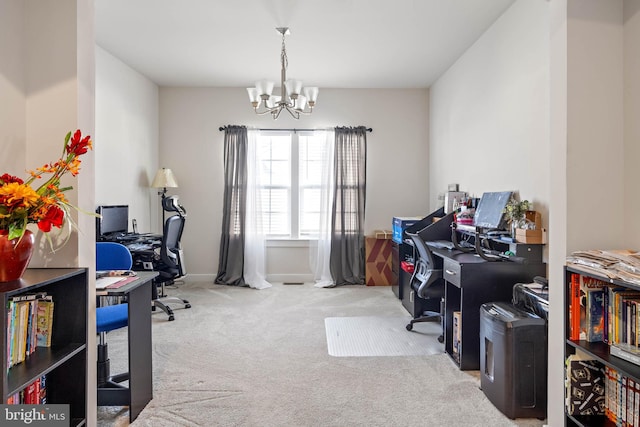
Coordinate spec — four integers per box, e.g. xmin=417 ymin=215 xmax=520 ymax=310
xmin=431 ymin=248 xmax=546 ymax=370
xmin=97 ymin=271 xmax=158 ymax=422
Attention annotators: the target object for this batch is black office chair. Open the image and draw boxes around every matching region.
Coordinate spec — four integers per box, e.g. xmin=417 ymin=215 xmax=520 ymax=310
xmin=405 ymin=231 xmax=445 ymax=343
xmin=150 ymin=196 xmax=191 ymax=321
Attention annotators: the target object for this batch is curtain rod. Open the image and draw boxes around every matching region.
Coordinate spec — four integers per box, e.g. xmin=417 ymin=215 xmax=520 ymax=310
xmin=218 ymin=126 xmax=372 ymax=133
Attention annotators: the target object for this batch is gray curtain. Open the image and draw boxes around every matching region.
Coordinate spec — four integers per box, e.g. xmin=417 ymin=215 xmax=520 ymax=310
xmin=215 ymin=126 xmax=247 ymax=286
xmin=330 ymin=126 xmax=367 ymax=285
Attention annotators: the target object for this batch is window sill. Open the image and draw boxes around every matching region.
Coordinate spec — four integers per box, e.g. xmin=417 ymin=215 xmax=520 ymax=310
xmin=266 ymin=239 xmax=313 ymax=248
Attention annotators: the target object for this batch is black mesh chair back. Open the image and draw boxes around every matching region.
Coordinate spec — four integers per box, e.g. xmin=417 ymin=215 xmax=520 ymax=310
xmin=406 ymin=231 xmax=445 ymax=340
xmin=160 ymin=214 xmax=185 ymax=275
xmin=409 ymin=233 xmax=443 ymax=299
xmin=152 ymin=213 xmax=190 ymax=321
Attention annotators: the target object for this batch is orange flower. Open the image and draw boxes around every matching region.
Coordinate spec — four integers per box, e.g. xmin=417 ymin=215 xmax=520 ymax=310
xmin=0 ymin=182 xmax=39 ymax=208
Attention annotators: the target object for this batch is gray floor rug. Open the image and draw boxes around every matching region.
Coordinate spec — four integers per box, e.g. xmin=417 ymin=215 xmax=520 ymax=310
xmin=325 ymin=316 xmax=443 ymax=357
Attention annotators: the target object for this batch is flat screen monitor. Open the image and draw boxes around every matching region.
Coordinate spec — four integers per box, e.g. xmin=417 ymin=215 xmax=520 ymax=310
xmin=472 ymin=191 xmax=512 ymax=230
xmin=96 ymin=205 xmax=129 ymax=237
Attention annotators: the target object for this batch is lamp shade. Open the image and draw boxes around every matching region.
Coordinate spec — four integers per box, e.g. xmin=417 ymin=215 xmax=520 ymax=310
xmin=151 ymin=168 xmax=178 ymax=188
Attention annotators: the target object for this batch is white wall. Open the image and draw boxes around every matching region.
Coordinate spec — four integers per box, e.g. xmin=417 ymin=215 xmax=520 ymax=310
xmin=0 ymin=0 xmax=26 ymax=175
xmin=625 ymin=0 xmax=640 ymax=245
xmin=159 ymin=87 xmax=429 ymax=281
xmin=95 ymin=46 xmax=160 ymax=235
xmin=549 ymin=1 xmax=627 ymax=425
xmin=429 ymin=0 xmax=550 ymax=223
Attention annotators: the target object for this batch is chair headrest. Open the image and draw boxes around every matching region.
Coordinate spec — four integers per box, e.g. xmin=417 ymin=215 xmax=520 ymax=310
xmin=162 ymin=195 xmax=186 ymax=216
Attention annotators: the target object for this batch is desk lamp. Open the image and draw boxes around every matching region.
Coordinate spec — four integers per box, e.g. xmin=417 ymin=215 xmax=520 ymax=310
xmin=151 ymin=167 xmax=179 ymax=225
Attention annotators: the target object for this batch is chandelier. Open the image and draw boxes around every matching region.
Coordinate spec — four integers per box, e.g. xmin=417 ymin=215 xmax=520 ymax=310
xmin=246 ymin=27 xmax=319 ymax=120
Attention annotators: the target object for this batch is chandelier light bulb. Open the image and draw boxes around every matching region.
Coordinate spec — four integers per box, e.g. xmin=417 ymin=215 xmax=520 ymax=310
xmin=295 ymin=95 xmax=307 ymax=112
xmin=303 ymin=87 xmax=319 ymax=107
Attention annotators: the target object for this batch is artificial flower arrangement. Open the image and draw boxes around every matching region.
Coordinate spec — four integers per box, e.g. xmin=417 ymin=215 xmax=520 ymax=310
xmin=503 ymin=196 xmax=531 ymax=230
xmin=0 ymin=130 xmax=93 ymax=244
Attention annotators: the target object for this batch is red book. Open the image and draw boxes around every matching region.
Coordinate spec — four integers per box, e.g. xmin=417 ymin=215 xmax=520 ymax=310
xmin=570 ymin=274 xmax=581 ymax=340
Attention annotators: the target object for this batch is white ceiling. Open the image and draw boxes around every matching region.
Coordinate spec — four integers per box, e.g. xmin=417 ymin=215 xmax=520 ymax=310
xmin=95 ymin=0 xmax=516 ymax=89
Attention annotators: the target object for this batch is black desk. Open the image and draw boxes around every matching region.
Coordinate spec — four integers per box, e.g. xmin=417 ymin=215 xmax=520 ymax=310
xmin=97 ymin=271 xmax=158 ymax=422
xmin=430 ymin=248 xmax=546 ymax=370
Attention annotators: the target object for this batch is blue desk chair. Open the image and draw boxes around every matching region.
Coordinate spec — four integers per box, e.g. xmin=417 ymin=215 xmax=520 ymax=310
xmin=96 ymin=242 xmax=132 ymax=390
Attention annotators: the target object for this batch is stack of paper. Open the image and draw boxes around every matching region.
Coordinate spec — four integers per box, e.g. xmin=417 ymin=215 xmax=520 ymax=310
xmin=96 ymin=276 xmax=126 ymax=289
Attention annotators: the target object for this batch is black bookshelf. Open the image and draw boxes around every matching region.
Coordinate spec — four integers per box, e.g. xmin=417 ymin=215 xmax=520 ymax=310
xmin=0 ymin=268 xmax=87 ymax=426
xmin=564 ymin=266 xmax=640 ymax=427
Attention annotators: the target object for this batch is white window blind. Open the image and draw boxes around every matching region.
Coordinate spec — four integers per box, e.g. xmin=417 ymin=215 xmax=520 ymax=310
xmin=256 ymin=130 xmax=328 ymax=239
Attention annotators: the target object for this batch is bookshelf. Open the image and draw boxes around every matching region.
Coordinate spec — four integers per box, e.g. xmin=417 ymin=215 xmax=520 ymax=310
xmin=0 ymin=268 xmax=87 ymax=426
xmin=565 ymin=265 xmax=640 ymax=427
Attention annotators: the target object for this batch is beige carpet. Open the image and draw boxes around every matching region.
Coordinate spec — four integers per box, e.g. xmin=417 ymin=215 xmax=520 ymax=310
xmin=97 ymin=282 xmax=546 ymax=427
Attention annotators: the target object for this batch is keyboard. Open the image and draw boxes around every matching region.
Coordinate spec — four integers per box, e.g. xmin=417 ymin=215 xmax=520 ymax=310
xmin=126 ymin=243 xmax=153 ymax=251
xmin=427 ymin=240 xmax=455 ymax=250
xmin=116 ymin=235 xmax=138 ymax=242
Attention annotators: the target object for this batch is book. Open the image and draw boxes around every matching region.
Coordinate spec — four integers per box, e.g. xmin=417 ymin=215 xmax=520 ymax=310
xmin=632 ymin=381 xmax=640 ymax=427
xmin=36 ymin=297 xmax=54 ymax=348
xmin=585 ymin=289 xmax=605 ymax=342
xmin=6 ymin=299 xmax=14 ymax=372
xmin=16 ymin=301 xmax=29 ymax=364
xmin=579 ymin=275 xmax=605 ymax=341
xmin=566 ymin=355 xmax=606 ymax=416
xmin=629 ymin=378 xmax=635 ymax=427
xmin=570 ymin=274 xmax=581 ymax=340
xmin=611 ymin=289 xmax=640 ymax=345
xmin=39 ymin=374 xmax=47 ymax=404
xmin=611 ymin=342 xmax=640 ymax=366
xmin=605 ymin=366 xmax=616 ymax=422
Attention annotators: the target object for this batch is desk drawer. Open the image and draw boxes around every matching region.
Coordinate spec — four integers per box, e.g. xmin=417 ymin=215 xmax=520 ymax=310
xmin=443 ymin=259 xmax=461 ymax=287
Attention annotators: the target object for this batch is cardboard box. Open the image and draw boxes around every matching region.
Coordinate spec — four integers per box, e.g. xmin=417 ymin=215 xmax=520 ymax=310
xmin=392 ymin=217 xmax=422 ymax=244
xmin=524 ymin=210 xmax=542 ymax=229
xmin=515 ymin=228 xmax=545 ymax=244
xmin=365 ymin=236 xmax=396 ymax=286
xmin=516 ymin=210 xmax=544 ymax=244
xmin=453 ymin=311 xmax=462 ymax=354
xmin=374 ymin=229 xmax=393 ymax=239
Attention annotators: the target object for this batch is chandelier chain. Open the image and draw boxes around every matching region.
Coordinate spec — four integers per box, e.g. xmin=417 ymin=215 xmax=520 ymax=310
xmin=281 ymin=33 xmax=288 ymax=72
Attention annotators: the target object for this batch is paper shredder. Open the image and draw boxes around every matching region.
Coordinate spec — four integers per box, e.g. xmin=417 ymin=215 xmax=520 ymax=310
xmin=479 ymin=301 xmax=547 ymax=420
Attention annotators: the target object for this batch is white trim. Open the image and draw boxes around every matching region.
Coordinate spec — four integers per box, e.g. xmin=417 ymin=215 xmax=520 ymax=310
xmin=181 ymin=273 xmax=216 ymax=282
xmin=267 ymin=273 xmax=314 ymax=283
xmin=266 ymin=239 xmax=311 ymax=248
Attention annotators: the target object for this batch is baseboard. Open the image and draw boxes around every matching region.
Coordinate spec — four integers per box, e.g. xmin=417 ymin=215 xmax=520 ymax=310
xmin=180 ymin=273 xmax=216 ymax=283
xmin=267 ymin=273 xmax=314 ymax=284
xmin=172 ymin=273 xmax=314 ymax=285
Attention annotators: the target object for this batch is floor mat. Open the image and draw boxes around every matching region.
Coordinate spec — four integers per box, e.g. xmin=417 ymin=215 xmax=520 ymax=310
xmin=324 ymin=316 xmax=443 ymax=357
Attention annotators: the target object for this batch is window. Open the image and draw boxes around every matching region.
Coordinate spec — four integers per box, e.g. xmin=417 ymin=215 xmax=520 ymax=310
xmin=256 ymin=130 xmax=328 ymax=239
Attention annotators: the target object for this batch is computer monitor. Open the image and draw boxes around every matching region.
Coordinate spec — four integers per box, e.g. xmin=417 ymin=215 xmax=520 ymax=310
xmin=472 ymin=191 xmax=512 ymax=230
xmin=96 ymin=205 xmax=129 ymax=238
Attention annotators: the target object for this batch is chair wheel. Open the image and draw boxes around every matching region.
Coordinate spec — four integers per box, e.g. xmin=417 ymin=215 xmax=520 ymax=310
xmin=185 ymin=304 xmax=192 ymax=309
xmin=168 ymin=315 xmax=175 ymax=321
xmin=406 ymin=323 xmax=413 ymax=331
xmin=437 ymin=335 xmax=444 ymax=343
